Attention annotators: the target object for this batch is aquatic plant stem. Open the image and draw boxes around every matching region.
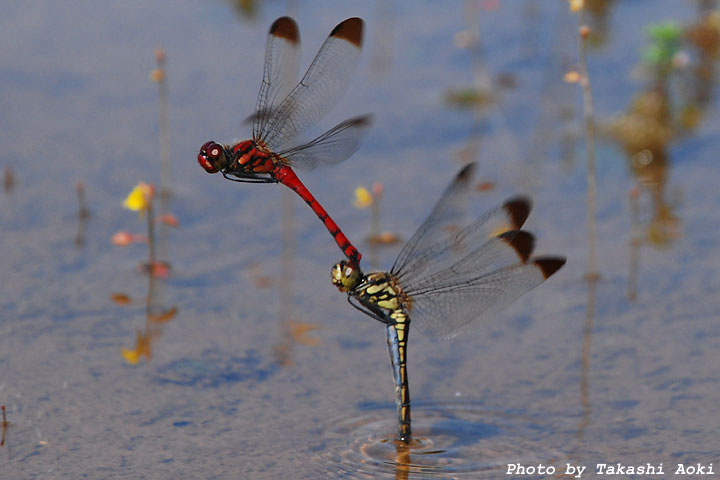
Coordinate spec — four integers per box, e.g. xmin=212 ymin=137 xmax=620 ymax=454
xmin=577 ymin=17 xmax=599 ymax=279
xmin=146 ymin=200 xmax=157 ymax=269
xmin=75 ymin=181 xmax=89 ymax=248
xmin=370 ymin=198 xmax=380 ymax=241
xmin=1 ymin=405 xmax=6 ymax=447
xmin=155 ymin=49 xmax=171 ymax=199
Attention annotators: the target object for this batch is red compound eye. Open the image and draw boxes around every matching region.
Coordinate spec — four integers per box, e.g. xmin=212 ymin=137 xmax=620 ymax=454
xmin=197 ymin=141 xmax=227 ymax=173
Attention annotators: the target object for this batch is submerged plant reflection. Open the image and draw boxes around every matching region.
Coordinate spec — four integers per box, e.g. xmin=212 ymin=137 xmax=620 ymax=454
xmin=114 ymin=181 xmax=178 ymax=364
xmin=1 ymin=405 xmax=7 ymax=447
xmin=604 ymin=5 xmax=720 ymax=299
xmin=75 ymin=180 xmax=90 ymax=249
xmin=116 ymin=181 xmax=175 ymax=275
xmin=2 ymin=166 xmax=15 ymax=194
xmin=354 ymin=183 xmax=401 ymax=246
xmin=272 ymin=189 xmax=321 ymax=367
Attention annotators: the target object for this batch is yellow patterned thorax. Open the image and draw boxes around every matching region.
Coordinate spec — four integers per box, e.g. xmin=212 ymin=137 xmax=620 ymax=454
xmin=358 ymin=272 xmax=411 ymax=315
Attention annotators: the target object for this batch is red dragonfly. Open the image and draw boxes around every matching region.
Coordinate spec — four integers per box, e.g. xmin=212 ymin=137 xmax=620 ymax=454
xmin=198 ymin=16 xmax=371 ymax=266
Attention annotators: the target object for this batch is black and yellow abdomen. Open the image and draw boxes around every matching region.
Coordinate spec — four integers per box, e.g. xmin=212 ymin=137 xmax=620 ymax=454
xmin=353 ymin=272 xmax=413 ymax=443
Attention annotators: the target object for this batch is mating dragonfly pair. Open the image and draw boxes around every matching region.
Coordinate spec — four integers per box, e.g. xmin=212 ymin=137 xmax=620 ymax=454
xmin=198 ymin=16 xmax=565 ymax=444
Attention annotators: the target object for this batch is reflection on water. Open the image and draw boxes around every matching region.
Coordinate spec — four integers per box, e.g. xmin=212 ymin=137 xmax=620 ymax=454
xmin=119 ymin=273 xmax=178 ymax=365
xmin=152 ymin=48 xmax=172 ymax=201
xmin=583 ymin=0 xmax=618 ymax=48
xmin=560 ymin=6 xmax=601 ymax=470
xmin=2 ymin=167 xmax=15 ymax=195
xmin=1 ymin=405 xmax=7 ymax=448
xmin=569 ymin=272 xmax=597 ymax=465
xmin=152 ymin=348 xmax=278 ymax=388
xmin=114 ymin=50 xmax=180 ymax=365
xmin=227 ymin=0 xmax=301 ymax=21
xmin=228 ymin=0 xmax=260 ymax=20
xmin=604 ymin=6 xmax=720 ymax=298
xmin=352 ymin=183 xmax=401 ymax=271
xmin=444 ymin=1 xmax=495 ymax=110
xmin=627 ymin=187 xmax=642 ymax=300
xmin=74 ymin=180 xmax=90 ymax=249
xmin=575 ymin=6 xmax=601 ymax=280
xmin=272 ymin=189 xmax=321 ymax=367
xmin=115 ymin=199 xmax=177 ymax=365
xmin=529 ymin=3 xmax=580 ymax=174
xmin=370 ymin=0 xmax=395 ymax=79
xmin=115 ymin=191 xmax=178 ymax=364
xmin=314 ymin=405 xmax=569 ymax=479
xmin=3 ymin=1 xmax=720 ymax=477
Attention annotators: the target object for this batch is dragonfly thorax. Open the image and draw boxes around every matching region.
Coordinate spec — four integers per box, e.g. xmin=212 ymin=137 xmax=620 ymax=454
xmin=226 ymin=140 xmax=276 ymax=174
xmin=355 ymin=272 xmax=406 ymax=314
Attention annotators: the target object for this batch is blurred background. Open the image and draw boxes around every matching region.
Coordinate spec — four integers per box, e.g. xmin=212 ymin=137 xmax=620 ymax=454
xmin=1 ymin=1 xmax=719 ymax=478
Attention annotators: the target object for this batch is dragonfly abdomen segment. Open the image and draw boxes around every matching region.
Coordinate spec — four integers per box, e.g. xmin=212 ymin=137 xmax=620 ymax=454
xmin=387 ymin=311 xmax=411 ymax=443
xmin=274 ymin=165 xmax=361 ymax=264
xmin=358 ymin=274 xmax=413 ymax=443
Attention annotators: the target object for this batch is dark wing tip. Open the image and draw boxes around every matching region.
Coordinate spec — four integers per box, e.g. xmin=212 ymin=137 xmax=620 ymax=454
xmin=270 ymin=17 xmax=299 ymax=44
xmin=534 ymin=257 xmax=566 ymax=279
xmin=456 ymin=162 xmax=477 ymax=185
xmin=503 ymin=196 xmax=532 ymax=229
xmin=499 ymin=230 xmax=535 ymax=263
xmin=351 ymin=114 xmax=373 ymax=127
xmin=330 ymin=17 xmax=364 ymax=48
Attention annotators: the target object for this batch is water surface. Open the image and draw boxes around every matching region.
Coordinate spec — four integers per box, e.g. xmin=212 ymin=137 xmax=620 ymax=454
xmin=1 ymin=1 xmax=719 ymax=478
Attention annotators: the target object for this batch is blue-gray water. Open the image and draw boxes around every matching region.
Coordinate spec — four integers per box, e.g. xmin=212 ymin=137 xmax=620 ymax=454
xmin=1 ymin=1 xmax=719 ymax=478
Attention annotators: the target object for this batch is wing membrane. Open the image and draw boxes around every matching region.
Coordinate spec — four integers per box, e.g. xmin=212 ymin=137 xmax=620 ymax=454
xmin=253 ymin=17 xmax=300 ymax=140
xmin=279 ymin=115 xmax=372 ymax=170
xmin=392 ymin=192 xmax=532 ymax=289
xmin=391 ymin=163 xmax=478 ymax=278
xmin=257 ymin=17 xmax=365 ymax=151
xmin=402 ymin=231 xmax=535 ymax=294
xmin=407 ymin=257 xmax=565 ymax=338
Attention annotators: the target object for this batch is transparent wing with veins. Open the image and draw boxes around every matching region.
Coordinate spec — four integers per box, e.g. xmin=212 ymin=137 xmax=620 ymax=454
xmin=252 ymin=16 xmax=300 ymax=137
xmin=391 ymin=162 xmax=532 ymax=288
xmin=390 ymin=163 xmax=477 ymax=280
xmin=278 ymin=115 xmax=372 ymax=170
xmin=407 ymin=256 xmax=565 ymax=339
xmin=255 ymin=17 xmax=365 ymax=151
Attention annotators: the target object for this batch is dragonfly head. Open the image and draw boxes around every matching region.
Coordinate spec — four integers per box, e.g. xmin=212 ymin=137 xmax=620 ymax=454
xmin=198 ymin=141 xmax=228 ymax=173
xmin=331 ymin=260 xmax=362 ymax=292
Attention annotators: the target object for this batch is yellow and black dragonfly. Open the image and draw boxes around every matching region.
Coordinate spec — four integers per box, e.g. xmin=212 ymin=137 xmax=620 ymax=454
xmin=331 ymin=163 xmax=565 ymax=444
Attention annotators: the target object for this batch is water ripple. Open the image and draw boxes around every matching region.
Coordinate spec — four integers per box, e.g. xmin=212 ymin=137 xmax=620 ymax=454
xmin=310 ymin=403 xmax=569 ymax=479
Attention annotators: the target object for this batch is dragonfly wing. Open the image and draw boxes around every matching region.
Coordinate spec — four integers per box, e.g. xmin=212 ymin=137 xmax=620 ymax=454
xmin=392 ymin=192 xmax=532 ymax=288
xmin=279 ymin=115 xmax=372 ymax=170
xmin=407 ymin=257 xmax=565 ymax=338
xmin=252 ymin=17 xmax=301 ymax=140
xmin=257 ymin=17 xmax=365 ymax=151
xmin=391 ymin=163 xmax=478 ymax=277
xmin=402 ymin=230 xmax=535 ymax=294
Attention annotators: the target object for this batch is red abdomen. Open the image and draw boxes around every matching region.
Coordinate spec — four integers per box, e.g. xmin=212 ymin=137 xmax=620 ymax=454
xmin=228 ymin=140 xmax=275 ymax=174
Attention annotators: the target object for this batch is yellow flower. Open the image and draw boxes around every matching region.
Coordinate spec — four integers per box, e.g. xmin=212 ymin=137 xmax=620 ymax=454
xmin=353 ymin=186 xmax=373 ymax=208
xmin=568 ymin=0 xmax=583 ymax=12
xmin=123 ymin=182 xmax=154 ymax=212
xmin=121 ymin=347 xmax=140 ymax=365
xmin=121 ymin=331 xmax=151 ymax=365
